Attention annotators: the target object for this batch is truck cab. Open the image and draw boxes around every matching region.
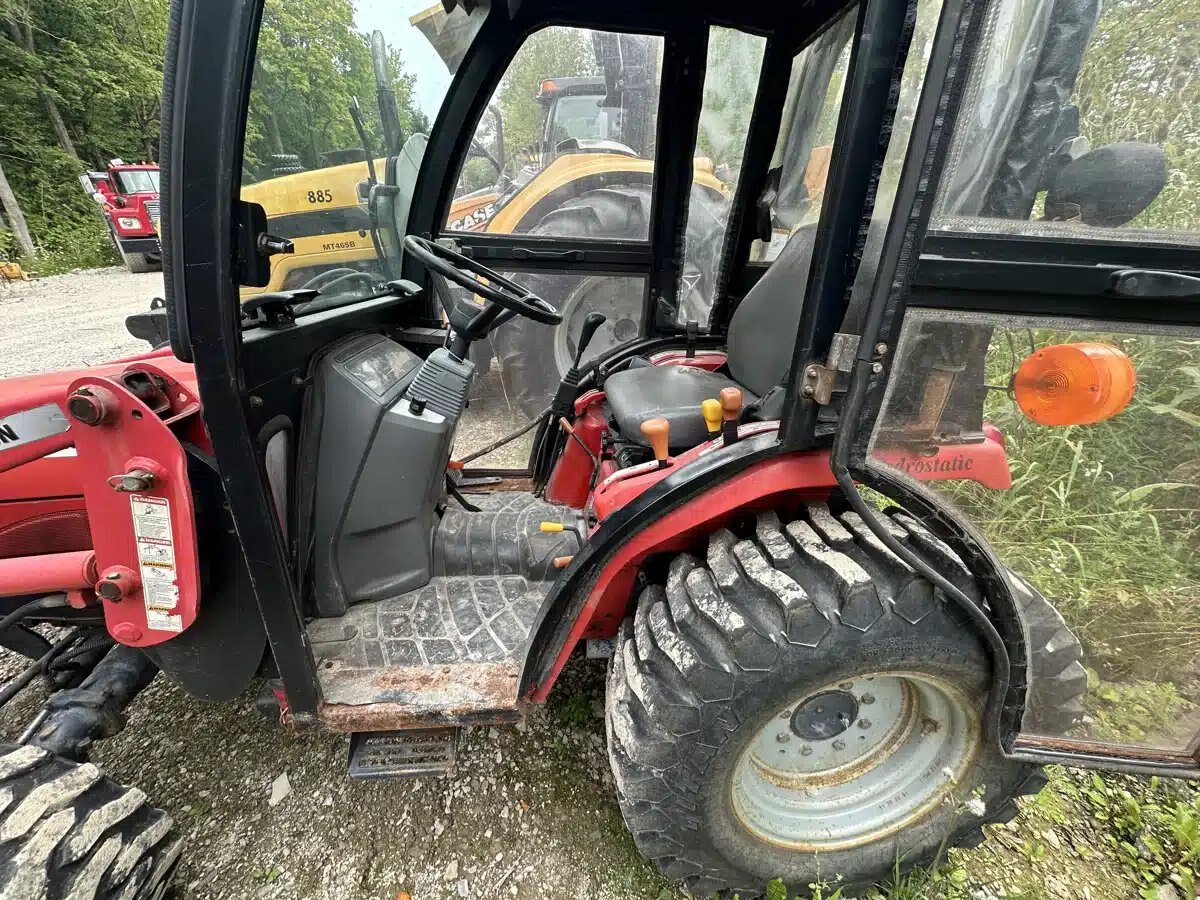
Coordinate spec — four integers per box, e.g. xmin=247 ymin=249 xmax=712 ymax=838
xmin=80 ymin=161 xmax=162 ymax=273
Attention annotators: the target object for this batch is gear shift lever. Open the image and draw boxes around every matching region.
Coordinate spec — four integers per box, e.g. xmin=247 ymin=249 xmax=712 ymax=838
xmin=573 ymin=312 xmax=608 ymax=369
xmin=548 ymin=312 xmax=608 ymax=419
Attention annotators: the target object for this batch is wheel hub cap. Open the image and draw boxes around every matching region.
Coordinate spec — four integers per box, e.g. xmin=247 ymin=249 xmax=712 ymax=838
xmin=790 ymin=690 xmax=859 ymax=741
xmin=731 ymin=673 xmax=980 ymax=851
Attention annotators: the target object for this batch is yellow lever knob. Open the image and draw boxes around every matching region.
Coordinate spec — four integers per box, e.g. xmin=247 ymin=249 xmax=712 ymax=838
xmin=539 ymin=521 xmax=565 ymax=533
xmin=701 ymin=399 xmax=722 ymax=435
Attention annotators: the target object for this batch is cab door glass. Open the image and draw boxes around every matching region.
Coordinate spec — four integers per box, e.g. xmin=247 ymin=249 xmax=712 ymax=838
xmin=445 ymin=26 xmax=665 ymax=238
xmin=935 ymin=0 xmax=1200 ymax=240
xmin=749 ymin=17 xmax=852 ymax=264
xmin=239 ymin=0 xmax=486 ymax=302
xmin=673 ymin=27 xmax=766 ymax=330
xmin=869 ymin=312 xmax=1200 ymax=751
xmin=749 ymin=0 xmax=943 ymax=270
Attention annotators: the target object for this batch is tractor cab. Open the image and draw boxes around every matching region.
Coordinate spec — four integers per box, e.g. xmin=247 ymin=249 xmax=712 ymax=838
xmin=35 ymin=0 xmax=1194 ymax=891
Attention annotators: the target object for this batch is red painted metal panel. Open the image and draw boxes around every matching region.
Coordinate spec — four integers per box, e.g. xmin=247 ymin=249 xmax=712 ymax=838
xmin=67 ymin=364 xmax=202 ymax=646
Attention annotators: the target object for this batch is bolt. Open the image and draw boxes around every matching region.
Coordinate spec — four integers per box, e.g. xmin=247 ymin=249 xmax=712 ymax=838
xmin=775 ymin=732 xmax=791 ymax=744
xmin=871 ymin=362 xmax=884 ymax=374
xmin=804 ymin=365 xmax=820 ymax=379
xmin=874 ymin=342 xmax=888 ymax=356
xmin=112 ymin=622 xmax=142 ymax=643
xmin=861 ymin=693 xmax=875 ymax=705
xmin=248 ymin=395 xmax=264 ymax=408
xmin=801 ymin=384 xmax=815 ymax=398
xmin=113 ymin=468 xmax=155 ymax=492
xmin=858 ymin=718 xmax=872 ymax=730
xmin=800 ymin=745 xmax=813 ymax=757
xmin=832 ymin=739 xmax=846 ymax=751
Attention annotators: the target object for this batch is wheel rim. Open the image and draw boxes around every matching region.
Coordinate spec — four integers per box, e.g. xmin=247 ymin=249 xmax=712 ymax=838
xmin=552 ymin=276 xmax=642 ymax=376
xmin=730 ymin=672 xmax=980 ymax=851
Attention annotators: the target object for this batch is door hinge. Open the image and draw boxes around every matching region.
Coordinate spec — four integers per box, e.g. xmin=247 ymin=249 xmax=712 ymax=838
xmin=801 ymin=333 xmax=861 ymax=405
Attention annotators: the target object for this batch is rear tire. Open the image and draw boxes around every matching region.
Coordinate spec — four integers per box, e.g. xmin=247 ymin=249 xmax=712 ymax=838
xmin=605 ymin=503 xmax=1081 ymax=897
xmin=490 ymin=182 xmax=727 ymax=418
xmin=0 ymin=744 xmax=180 ymax=899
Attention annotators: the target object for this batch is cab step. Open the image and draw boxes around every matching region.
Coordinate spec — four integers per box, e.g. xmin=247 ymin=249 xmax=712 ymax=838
xmin=348 ymin=727 xmax=458 ymax=779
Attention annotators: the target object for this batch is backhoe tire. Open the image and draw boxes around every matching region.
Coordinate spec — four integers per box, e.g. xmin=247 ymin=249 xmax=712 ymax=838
xmin=490 ymin=182 xmax=727 ymax=419
xmin=0 ymin=744 xmax=180 ymax=899
xmin=120 ymin=250 xmax=154 ymax=275
xmin=605 ymin=503 xmax=1083 ymax=898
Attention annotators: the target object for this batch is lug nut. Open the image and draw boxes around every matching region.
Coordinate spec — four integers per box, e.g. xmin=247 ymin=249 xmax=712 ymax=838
xmin=800 ymin=745 xmax=813 ymax=757
xmin=832 ymin=739 xmax=846 ymax=751
xmin=858 ymin=718 xmax=872 ymax=730
xmin=775 ymin=732 xmax=791 ymax=744
xmin=874 ymin=342 xmax=888 ymax=356
xmin=860 ymin=693 xmax=875 ymax=705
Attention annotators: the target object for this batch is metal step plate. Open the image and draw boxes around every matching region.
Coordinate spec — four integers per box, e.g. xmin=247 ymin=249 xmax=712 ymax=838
xmin=348 ymin=727 xmax=458 ymax=779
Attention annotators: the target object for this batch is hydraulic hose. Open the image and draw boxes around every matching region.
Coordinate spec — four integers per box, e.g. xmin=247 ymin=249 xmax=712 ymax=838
xmin=0 ymin=595 xmax=69 ymax=640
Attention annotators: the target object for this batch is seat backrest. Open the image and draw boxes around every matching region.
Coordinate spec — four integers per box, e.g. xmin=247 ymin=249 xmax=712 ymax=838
xmin=725 ymin=225 xmax=817 ymax=397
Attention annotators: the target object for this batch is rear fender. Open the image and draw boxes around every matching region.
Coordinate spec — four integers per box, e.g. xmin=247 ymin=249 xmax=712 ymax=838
xmin=520 ymin=434 xmax=841 ymax=701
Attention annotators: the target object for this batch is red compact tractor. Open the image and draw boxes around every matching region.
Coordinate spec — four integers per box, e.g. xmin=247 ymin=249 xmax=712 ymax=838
xmin=80 ymin=161 xmax=162 ymax=274
xmin=1 ymin=0 xmax=1196 ymax=897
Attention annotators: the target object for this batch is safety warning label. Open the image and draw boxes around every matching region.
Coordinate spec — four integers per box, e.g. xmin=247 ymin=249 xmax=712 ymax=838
xmin=130 ymin=494 xmax=182 ymax=632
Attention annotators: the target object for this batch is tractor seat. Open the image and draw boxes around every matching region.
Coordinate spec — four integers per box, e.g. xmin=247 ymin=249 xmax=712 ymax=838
xmin=606 ymin=366 xmax=756 ymax=449
xmin=602 ymin=224 xmax=818 ymax=450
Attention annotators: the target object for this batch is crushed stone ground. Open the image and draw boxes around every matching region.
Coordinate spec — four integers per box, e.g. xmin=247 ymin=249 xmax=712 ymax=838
xmin=0 ymin=266 xmax=1139 ymax=899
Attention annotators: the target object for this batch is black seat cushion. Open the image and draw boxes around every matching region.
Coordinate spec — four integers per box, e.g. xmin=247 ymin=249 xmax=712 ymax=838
xmin=604 ymin=365 xmax=757 ymax=449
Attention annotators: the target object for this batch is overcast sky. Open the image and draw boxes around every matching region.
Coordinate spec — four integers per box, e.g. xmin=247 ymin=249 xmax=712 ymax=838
xmin=354 ymin=0 xmax=457 ymax=117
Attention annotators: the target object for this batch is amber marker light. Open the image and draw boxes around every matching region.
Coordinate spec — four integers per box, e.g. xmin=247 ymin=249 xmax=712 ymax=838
xmin=1013 ymin=342 xmax=1136 ymax=426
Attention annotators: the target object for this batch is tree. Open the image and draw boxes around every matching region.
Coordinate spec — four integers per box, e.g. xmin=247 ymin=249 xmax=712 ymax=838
xmin=0 ymin=157 xmax=35 ymax=259
xmin=494 ymin=26 xmax=597 ymax=171
xmin=3 ymin=3 xmax=80 ymax=160
xmin=243 ymin=0 xmax=421 ymax=181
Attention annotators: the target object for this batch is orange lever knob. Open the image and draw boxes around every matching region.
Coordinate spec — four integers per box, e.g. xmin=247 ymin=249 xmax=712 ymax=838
xmin=719 ymin=387 xmax=743 ymax=422
xmin=640 ymin=417 xmax=670 ymax=464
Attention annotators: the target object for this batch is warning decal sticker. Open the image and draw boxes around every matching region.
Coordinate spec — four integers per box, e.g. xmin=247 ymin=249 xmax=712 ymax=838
xmin=130 ymin=494 xmax=183 ymax=632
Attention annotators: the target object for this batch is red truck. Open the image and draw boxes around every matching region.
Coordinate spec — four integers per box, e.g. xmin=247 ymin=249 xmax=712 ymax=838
xmin=79 ymin=160 xmax=161 ymax=273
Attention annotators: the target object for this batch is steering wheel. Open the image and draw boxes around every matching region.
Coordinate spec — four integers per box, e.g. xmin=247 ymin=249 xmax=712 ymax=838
xmin=403 ymin=235 xmax=563 ymax=330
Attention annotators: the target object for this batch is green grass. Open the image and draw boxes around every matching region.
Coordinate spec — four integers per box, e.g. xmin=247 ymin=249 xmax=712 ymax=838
xmin=938 ymin=329 xmax=1200 ymax=687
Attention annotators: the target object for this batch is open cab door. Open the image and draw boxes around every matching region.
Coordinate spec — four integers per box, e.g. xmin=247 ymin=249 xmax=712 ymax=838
xmin=824 ymin=0 xmax=1200 ymax=775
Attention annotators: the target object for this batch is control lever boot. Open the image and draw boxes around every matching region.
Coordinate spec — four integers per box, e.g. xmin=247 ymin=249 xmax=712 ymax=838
xmin=640 ymin=418 xmax=671 ymax=468
xmin=719 ymin=387 xmax=743 ymax=445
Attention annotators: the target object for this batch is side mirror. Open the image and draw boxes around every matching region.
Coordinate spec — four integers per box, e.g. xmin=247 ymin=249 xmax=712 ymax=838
xmin=1044 ymin=142 xmax=1167 ymax=228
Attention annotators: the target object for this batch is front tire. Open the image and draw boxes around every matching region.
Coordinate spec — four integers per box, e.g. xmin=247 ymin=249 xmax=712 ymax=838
xmin=0 ymin=744 xmax=180 ymax=899
xmin=120 ymin=249 xmax=154 ymax=274
xmin=605 ymin=503 xmax=1079 ymax=897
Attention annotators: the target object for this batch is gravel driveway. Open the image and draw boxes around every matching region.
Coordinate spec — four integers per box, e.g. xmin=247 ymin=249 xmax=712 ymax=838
xmin=0 ymin=267 xmax=666 ymax=900
xmin=0 ymin=267 xmax=1137 ymax=900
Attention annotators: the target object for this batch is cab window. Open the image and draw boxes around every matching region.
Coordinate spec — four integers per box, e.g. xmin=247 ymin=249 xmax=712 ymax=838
xmin=239 ymin=0 xmax=487 ymax=299
xmin=446 ymin=26 xmax=665 ymax=237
